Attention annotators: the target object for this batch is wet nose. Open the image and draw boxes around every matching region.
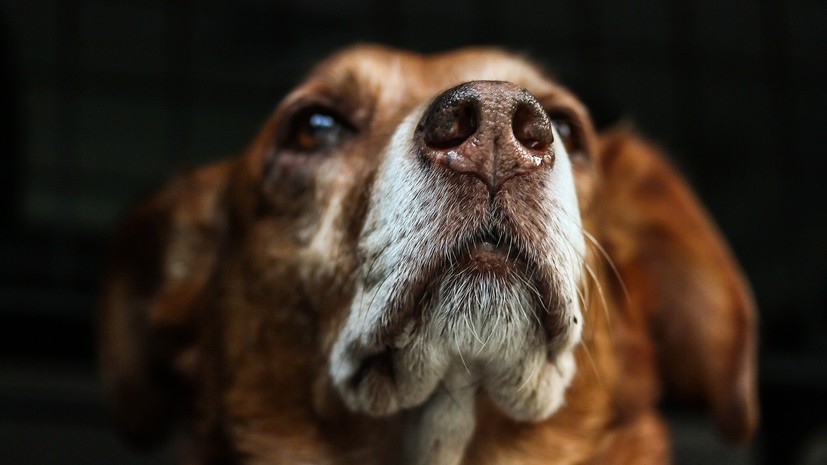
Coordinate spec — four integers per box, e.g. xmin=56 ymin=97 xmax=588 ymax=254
xmin=416 ymin=80 xmax=555 ymax=192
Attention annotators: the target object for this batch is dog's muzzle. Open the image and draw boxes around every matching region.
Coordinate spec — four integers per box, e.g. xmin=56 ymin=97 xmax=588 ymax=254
xmin=330 ymin=80 xmax=584 ymax=424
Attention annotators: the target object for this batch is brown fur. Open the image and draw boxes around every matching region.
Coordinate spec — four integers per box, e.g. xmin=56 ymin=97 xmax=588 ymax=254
xmin=99 ymin=45 xmax=757 ymax=464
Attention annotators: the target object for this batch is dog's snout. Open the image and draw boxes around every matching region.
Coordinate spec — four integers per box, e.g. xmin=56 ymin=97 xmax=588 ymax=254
xmin=417 ymin=81 xmax=554 ymax=192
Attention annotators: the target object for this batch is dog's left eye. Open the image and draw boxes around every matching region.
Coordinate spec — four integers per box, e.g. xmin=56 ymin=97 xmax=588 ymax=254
xmin=284 ymin=107 xmax=354 ymax=152
xmin=552 ymin=119 xmax=573 ymax=143
xmin=549 ymin=114 xmax=586 ymax=160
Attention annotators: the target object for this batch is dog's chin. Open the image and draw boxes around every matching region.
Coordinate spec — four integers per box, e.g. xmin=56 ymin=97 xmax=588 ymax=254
xmin=330 ymin=246 xmax=581 ymax=423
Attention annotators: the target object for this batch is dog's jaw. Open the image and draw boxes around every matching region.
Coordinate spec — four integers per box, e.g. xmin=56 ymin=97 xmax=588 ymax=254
xmin=330 ymin=106 xmax=585 ymax=463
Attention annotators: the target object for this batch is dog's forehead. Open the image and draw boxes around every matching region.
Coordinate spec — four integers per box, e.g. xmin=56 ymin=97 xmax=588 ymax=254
xmin=304 ymin=45 xmax=561 ymax=105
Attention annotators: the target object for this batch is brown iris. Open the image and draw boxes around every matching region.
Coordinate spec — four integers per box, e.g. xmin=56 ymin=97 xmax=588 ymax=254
xmin=284 ymin=107 xmax=353 ymax=153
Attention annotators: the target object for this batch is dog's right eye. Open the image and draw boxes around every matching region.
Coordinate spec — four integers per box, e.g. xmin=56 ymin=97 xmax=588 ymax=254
xmin=282 ymin=106 xmax=354 ymax=153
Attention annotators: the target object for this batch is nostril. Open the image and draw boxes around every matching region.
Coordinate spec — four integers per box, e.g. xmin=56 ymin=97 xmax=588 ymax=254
xmin=418 ymin=82 xmax=554 ymax=192
xmin=512 ymin=103 xmax=552 ymax=151
xmin=423 ymin=102 xmax=478 ymax=150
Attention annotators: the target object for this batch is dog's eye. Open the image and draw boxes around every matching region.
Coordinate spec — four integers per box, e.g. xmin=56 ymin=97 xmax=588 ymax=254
xmin=549 ymin=113 xmax=585 ymax=159
xmin=284 ymin=107 xmax=354 ymax=152
xmin=552 ymin=119 xmax=573 ymax=143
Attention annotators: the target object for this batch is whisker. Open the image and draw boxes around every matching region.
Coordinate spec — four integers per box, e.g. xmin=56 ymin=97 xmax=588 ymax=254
xmin=583 ymin=261 xmax=612 ymax=333
xmin=575 ymin=285 xmax=588 ymax=317
xmin=455 ymin=330 xmax=472 ymax=376
xmin=364 ymin=271 xmax=395 ymax=334
xmin=582 ymin=229 xmax=630 ymax=305
xmin=548 ymin=211 xmax=614 ymax=338
xmin=464 ymin=309 xmax=484 ymax=345
xmin=516 ymin=353 xmax=541 ymax=393
xmin=359 ymin=240 xmax=395 ymax=316
xmin=477 ymin=299 xmax=502 ymax=357
xmin=580 ymin=338 xmax=605 ymax=389
xmin=513 ymin=271 xmax=543 ymax=328
xmin=553 ymin=208 xmax=629 ymax=310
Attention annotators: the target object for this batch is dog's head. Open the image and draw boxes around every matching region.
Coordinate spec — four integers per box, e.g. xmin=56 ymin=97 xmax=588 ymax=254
xmin=100 ymin=45 xmax=757 ymax=463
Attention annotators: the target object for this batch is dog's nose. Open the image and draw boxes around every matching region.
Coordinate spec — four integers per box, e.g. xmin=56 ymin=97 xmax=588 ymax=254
xmin=417 ymin=81 xmax=555 ymax=192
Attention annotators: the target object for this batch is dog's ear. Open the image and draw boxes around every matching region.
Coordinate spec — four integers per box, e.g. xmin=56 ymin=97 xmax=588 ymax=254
xmin=596 ymin=129 xmax=758 ymax=443
xmin=98 ymin=162 xmax=230 ymax=447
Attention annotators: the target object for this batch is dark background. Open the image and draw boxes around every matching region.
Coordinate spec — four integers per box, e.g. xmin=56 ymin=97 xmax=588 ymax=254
xmin=1 ymin=1 xmax=825 ymax=464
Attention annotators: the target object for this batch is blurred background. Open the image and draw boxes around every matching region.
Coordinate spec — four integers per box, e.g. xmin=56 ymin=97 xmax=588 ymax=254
xmin=1 ymin=0 xmax=825 ymax=464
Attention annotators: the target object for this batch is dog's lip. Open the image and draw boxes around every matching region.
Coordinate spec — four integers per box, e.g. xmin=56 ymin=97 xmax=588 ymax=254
xmin=456 ymin=231 xmax=524 ymax=265
xmin=468 ymin=239 xmax=507 ymax=256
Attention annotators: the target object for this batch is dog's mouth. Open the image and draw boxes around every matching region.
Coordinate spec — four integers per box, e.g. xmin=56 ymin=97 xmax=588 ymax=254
xmin=441 ymin=228 xmax=552 ymax=314
xmin=346 ymin=231 xmax=539 ymax=363
xmin=330 ymin=218 xmax=581 ymax=421
xmin=395 ymin=227 xmax=546 ymax=339
xmin=457 ymin=230 xmax=522 ymax=268
xmin=469 ymin=236 xmax=507 ymax=259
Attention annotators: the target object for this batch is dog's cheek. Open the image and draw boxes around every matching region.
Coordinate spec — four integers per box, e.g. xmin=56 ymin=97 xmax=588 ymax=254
xmin=291 ymin=156 xmax=378 ymax=366
xmin=302 ymin=152 xmax=373 ymax=260
xmin=258 ymin=156 xmax=320 ymax=217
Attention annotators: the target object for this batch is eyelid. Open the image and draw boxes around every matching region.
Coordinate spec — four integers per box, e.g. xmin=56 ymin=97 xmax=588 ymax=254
xmin=545 ymin=107 xmax=576 ymax=124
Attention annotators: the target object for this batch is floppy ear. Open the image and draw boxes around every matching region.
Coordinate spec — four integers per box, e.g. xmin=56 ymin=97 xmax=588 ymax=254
xmin=98 ymin=162 xmax=229 ymax=447
xmin=596 ymin=129 xmax=758 ymax=443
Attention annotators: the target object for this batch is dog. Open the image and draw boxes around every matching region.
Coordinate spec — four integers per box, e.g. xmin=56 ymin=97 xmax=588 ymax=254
xmin=99 ymin=45 xmax=758 ymax=465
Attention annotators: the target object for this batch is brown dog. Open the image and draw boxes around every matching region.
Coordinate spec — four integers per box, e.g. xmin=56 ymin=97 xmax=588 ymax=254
xmin=99 ymin=45 xmax=758 ymax=465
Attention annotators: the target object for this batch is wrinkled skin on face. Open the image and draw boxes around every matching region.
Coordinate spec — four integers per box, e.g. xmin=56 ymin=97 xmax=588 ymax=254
xmin=99 ymin=45 xmax=758 ymax=465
